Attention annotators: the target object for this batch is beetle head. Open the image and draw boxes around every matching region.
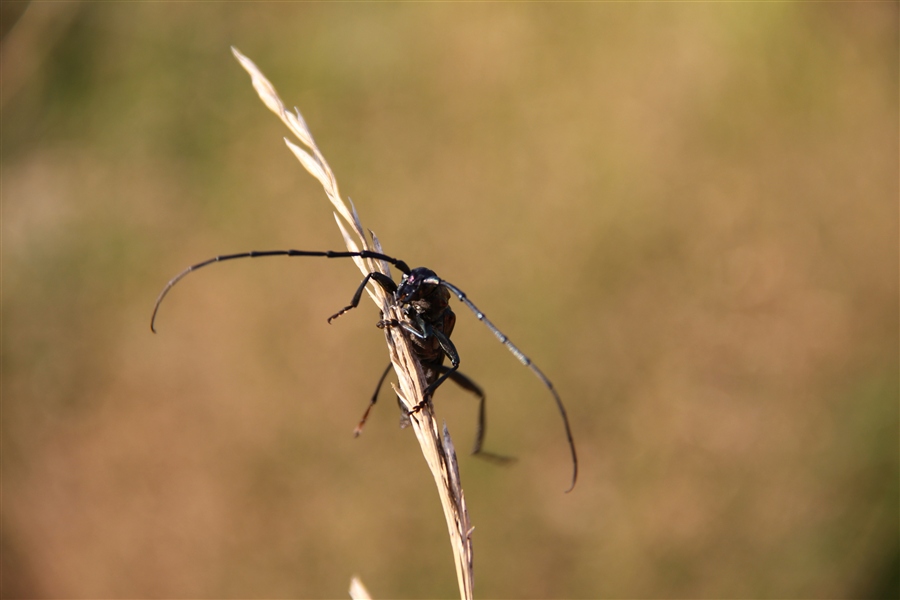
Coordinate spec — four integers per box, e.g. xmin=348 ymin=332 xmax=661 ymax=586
xmin=396 ymin=267 xmax=441 ymax=303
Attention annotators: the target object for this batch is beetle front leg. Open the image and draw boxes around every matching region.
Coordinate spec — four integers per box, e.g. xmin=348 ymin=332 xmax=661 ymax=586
xmin=377 ymin=317 xmax=439 ymax=415
xmin=329 ymin=272 xmax=397 ymax=323
xmin=376 ymin=317 xmax=427 ymax=339
xmin=421 ymin=328 xmax=460 ymax=400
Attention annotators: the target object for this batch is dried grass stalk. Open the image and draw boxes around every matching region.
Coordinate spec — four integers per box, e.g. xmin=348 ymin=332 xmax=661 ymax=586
xmin=231 ymin=47 xmax=474 ymax=600
xmin=349 ymin=576 xmax=372 ymax=600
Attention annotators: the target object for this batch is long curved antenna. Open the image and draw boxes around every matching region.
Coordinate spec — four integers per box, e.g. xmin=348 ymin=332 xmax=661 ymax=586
xmin=150 ymin=249 xmax=409 ymax=332
xmin=439 ymin=279 xmax=578 ymax=493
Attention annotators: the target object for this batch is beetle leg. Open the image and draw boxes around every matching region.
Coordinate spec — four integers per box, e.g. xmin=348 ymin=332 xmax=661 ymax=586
xmin=329 ymin=271 xmax=397 ymax=323
xmin=439 ymin=367 xmax=515 ymax=464
xmin=404 ymin=326 xmax=460 ymax=417
xmin=353 ymin=362 xmax=393 ymax=437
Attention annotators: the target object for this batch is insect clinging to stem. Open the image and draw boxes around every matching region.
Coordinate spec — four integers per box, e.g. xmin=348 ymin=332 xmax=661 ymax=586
xmin=151 ymin=248 xmax=578 ymax=492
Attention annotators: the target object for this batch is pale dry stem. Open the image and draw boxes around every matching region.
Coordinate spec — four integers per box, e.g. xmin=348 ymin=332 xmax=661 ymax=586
xmin=231 ymin=47 xmax=474 ymax=600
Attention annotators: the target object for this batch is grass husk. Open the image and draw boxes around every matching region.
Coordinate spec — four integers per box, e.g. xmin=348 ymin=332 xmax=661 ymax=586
xmin=231 ymin=46 xmax=474 ymax=600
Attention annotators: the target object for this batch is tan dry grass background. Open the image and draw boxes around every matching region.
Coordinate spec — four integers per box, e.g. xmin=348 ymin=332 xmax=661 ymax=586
xmin=2 ymin=3 xmax=897 ymax=599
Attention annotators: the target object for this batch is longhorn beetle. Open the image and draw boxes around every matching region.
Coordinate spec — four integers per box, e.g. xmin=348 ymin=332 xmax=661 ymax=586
xmin=151 ymin=249 xmax=578 ymax=492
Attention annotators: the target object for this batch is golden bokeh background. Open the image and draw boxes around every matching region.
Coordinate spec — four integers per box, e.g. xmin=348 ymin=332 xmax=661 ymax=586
xmin=2 ymin=3 xmax=897 ymax=598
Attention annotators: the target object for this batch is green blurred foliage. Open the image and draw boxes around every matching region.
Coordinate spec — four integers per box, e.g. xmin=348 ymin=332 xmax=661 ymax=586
xmin=2 ymin=3 xmax=897 ymax=598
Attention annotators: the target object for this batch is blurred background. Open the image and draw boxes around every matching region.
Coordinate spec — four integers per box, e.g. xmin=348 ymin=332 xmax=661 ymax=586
xmin=2 ymin=2 xmax=897 ymax=598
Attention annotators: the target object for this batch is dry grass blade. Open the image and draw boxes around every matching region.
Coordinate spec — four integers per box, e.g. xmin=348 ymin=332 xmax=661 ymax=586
xmin=349 ymin=576 xmax=372 ymax=600
xmin=231 ymin=47 xmax=474 ymax=600
xmin=229 ymin=48 xmax=363 ymax=249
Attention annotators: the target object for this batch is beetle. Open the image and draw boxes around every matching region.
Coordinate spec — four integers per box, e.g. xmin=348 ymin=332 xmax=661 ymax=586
xmin=151 ymin=249 xmax=577 ymax=491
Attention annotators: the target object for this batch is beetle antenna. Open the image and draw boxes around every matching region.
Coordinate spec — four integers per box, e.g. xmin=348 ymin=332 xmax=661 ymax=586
xmin=439 ymin=279 xmax=578 ymax=492
xmin=150 ymin=249 xmax=409 ymax=333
